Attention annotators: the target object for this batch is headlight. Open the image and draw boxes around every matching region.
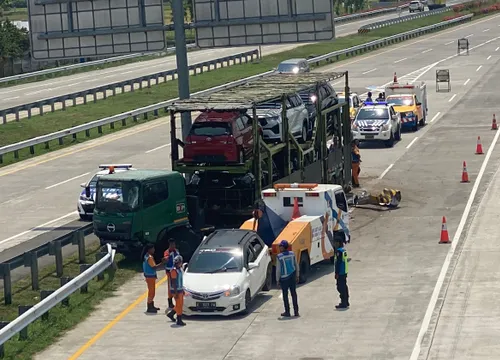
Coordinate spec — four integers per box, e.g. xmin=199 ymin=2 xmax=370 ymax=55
xmin=292 ymin=67 xmax=299 ymax=74
xmin=382 ymin=124 xmax=390 ymax=131
xmin=310 ymin=94 xmax=317 ymax=103
xmin=224 ymin=285 xmax=241 ymax=297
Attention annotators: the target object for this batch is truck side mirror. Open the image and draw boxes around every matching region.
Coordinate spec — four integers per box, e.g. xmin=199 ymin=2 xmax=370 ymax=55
xmin=85 ymin=186 xmax=91 ymax=198
xmin=416 ymin=102 xmax=422 ymax=106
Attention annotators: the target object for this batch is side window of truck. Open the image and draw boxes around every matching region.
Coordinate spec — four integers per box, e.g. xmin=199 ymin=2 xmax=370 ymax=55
xmin=335 ymin=191 xmax=347 ymax=212
xmin=143 ymin=181 xmax=169 ymax=208
xmin=283 ymin=196 xmax=303 ymax=207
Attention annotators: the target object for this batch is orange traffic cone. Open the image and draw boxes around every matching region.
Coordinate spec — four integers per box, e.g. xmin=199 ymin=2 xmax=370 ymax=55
xmin=439 ymin=216 xmax=450 ymax=244
xmin=393 ymin=72 xmax=398 ymax=83
xmin=492 ymin=114 xmax=498 ymax=130
xmin=461 ymin=161 xmax=469 ymax=183
xmin=476 ymin=136 xmax=484 ymax=155
xmin=291 ymin=197 xmax=301 ymax=220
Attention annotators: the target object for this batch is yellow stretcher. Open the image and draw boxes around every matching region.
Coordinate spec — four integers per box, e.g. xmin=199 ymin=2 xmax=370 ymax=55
xmin=353 ymin=188 xmax=401 ymax=208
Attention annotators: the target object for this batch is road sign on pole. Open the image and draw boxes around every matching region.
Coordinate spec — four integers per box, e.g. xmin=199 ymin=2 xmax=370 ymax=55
xmin=27 ymin=0 xmax=167 ymax=60
xmin=192 ymin=0 xmax=335 ymax=48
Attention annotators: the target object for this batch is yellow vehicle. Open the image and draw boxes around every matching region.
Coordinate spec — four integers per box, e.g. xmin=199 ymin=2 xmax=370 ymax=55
xmin=338 ymin=91 xmax=362 ymax=121
xmin=240 ymin=183 xmax=350 ymax=283
xmin=385 ymin=80 xmax=428 ymax=132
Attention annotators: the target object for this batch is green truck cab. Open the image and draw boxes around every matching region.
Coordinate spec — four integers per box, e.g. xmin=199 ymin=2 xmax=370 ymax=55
xmin=89 ymin=169 xmax=206 ymax=262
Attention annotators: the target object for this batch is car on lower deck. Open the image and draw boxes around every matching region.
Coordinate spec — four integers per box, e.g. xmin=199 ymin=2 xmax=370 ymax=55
xmin=183 ymin=229 xmax=272 ymax=316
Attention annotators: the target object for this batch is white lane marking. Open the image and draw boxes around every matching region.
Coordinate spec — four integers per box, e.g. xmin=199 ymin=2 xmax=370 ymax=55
xmin=145 ymin=143 xmax=171 ymax=154
xmin=421 ymin=48 xmax=433 ymax=54
xmin=26 ymin=89 xmax=52 ymax=96
xmin=445 ymin=41 xmax=454 ymax=45
xmin=463 ymin=78 xmax=470 ymax=86
xmin=0 ymin=211 xmax=78 ymax=245
xmin=487 ymin=55 xmax=492 ymax=60
xmin=409 ymin=129 xmax=500 ymax=360
xmin=378 ymin=164 xmax=394 ymax=180
xmin=0 ymin=96 xmax=20 ymax=101
xmin=45 ymin=172 xmax=90 ymax=190
xmin=406 ymin=137 xmax=419 ymax=149
xmin=483 ymin=28 xmax=490 ymax=32
xmin=394 ymin=57 xmax=407 ymax=63
xmin=430 ymin=112 xmax=441 ymax=123
xmin=496 ymin=47 xmax=499 ymax=51
xmin=448 ymin=94 xmax=457 ymax=102
xmin=465 ymin=34 xmax=474 ymax=38
xmin=362 ymin=68 xmax=377 ymax=75
xmin=476 ymin=65 xmax=482 ymax=71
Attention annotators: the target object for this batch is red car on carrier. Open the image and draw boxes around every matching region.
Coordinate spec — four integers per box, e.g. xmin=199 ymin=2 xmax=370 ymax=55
xmin=183 ymin=111 xmax=257 ymax=164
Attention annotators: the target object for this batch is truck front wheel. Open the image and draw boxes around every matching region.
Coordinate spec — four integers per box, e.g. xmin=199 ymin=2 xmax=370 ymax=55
xmin=298 ymin=252 xmax=310 ymax=284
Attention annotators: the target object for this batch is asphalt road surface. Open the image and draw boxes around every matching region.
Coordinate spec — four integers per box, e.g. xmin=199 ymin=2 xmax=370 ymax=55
xmin=0 ymin=6 xmax=462 ymax=111
xmin=31 ymin=13 xmax=500 ymax=359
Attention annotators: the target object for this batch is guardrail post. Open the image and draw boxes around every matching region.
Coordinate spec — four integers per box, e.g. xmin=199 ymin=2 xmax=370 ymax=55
xmin=0 ymin=321 xmax=9 ymax=357
xmin=49 ymin=240 xmax=64 ymax=277
xmin=139 ymin=78 xmax=144 ymax=90
xmin=1 ymin=111 xmax=6 ymax=124
xmin=122 ymin=118 xmax=127 ymax=126
xmin=15 ymin=109 xmax=20 ymax=122
xmin=71 ymin=230 xmax=86 ymax=264
xmin=130 ymin=81 xmax=135 ymax=92
xmin=50 ymin=101 xmax=55 ymax=112
xmin=60 ymin=277 xmax=73 ymax=306
xmin=0 ymin=264 xmax=12 ymax=305
xmin=92 ymin=90 xmax=97 ymax=103
xmin=23 ymin=251 xmax=39 ymax=291
xmin=110 ymin=121 xmax=115 ymax=130
xmin=95 ymin=252 xmax=107 ymax=281
xmin=40 ymin=290 xmax=55 ymax=320
xmin=79 ymin=264 xmax=92 ymax=293
xmin=18 ymin=305 xmax=33 ymax=340
xmin=103 ymin=89 xmax=108 ymax=100
xmin=27 ymin=107 xmax=32 ymax=119
xmin=72 ymin=96 xmax=77 ymax=106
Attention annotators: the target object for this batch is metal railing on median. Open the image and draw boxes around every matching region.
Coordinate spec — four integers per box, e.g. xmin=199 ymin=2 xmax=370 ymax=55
xmin=0 ymin=49 xmax=259 ymax=124
xmin=0 ymin=226 xmax=116 ymax=357
xmin=0 ymin=14 xmax=473 ymax=164
xmin=358 ymin=6 xmax=451 ymax=33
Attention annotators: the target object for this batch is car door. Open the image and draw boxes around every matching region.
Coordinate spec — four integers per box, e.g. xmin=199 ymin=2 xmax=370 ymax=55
xmin=233 ymin=117 xmax=244 ymax=149
xmin=245 ymin=244 xmax=260 ymax=296
xmin=249 ymin=236 xmax=268 ymax=289
xmin=285 ymin=95 xmax=299 ymax=135
xmin=390 ymin=106 xmax=399 ymax=131
xmin=240 ymin=114 xmax=254 ymax=154
xmin=141 ymin=180 xmax=170 ymax=242
xmin=293 ymin=94 xmax=307 ymax=134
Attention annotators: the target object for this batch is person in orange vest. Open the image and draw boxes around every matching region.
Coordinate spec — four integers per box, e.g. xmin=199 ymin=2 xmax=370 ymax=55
xmin=163 ymin=238 xmax=180 ymax=311
xmin=166 ymin=255 xmax=186 ymax=326
xmin=142 ymin=244 xmax=165 ymax=314
xmin=351 ymin=140 xmax=361 ymax=188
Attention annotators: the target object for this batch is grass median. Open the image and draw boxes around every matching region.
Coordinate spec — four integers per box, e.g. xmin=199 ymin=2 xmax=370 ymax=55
xmin=0 ymin=10 xmax=460 ymax=167
xmin=0 ymin=243 xmax=140 ymax=360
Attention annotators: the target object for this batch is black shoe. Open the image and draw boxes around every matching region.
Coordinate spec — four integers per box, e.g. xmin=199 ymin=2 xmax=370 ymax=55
xmin=281 ymin=312 xmax=291 ymax=317
xmin=176 ymin=314 xmax=186 ymax=326
xmin=168 ymin=298 xmax=174 ymax=309
xmin=167 ymin=310 xmax=176 ymax=322
xmin=335 ymin=303 xmax=349 ymax=309
xmin=152 ymin=301 xmax=160 ymax=311
xmin=146 ymin=303 xmax=158 ymax=313
xmin=293 ymin=312 xmax=300 ymax=317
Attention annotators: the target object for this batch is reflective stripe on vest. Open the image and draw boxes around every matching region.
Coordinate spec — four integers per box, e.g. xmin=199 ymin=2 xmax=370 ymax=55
xmin=164 ymin=249 xmax=179 ymax=271
xmin=277 ymin=251 xmax=296 ymax=279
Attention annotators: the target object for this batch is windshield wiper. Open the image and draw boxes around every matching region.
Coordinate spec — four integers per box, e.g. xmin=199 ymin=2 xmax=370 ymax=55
xmin=208 ymin=266 xmax=238 ymax=274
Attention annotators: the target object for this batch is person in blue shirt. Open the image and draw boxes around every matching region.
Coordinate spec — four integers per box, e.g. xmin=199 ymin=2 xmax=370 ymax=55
xmin=334 ymin=239 xmax=350 ymax=309
xmin=276 ymin=240 xmax=299 ymax=317
xmin=141 ymin=243 xmax=165 ymax=314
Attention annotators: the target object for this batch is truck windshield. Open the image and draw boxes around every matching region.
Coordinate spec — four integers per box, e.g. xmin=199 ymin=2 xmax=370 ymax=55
xmin=387 ymin=96 xmax=414 ymax=106
xmin=188 ymin=249 xmax=243 ymax=273
xmin=356 ymin=108 xmax=389 ymax=120
xmin=95 ymin=180 xmax=140 ymax=213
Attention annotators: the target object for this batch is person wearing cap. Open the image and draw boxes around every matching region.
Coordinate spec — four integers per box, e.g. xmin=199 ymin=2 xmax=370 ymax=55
xmin=334 ymin=239 xmax=350 ymax=309
xmin=276 ymin=240 xmax=299 ymax=317
xmin=141 ymin=243 xmax=166 ymax=314
xmin=351 ymin=140 xmax=361 ymax=188
xmin=166 ymin=255 xmax=186 ymax=326
xmin=163 ymin=238 xmax=180 ymax=311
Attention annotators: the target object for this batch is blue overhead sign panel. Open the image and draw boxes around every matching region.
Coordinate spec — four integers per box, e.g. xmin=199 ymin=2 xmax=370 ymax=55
xmin=27 ymin=0 xmax=167 ymax=60
xmin=193 ymin=0 xmax=335 ymax=48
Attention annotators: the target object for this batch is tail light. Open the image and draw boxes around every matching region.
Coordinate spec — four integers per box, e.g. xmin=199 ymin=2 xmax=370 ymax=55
xmin=220 ymin=135 xmax=235 ymax=145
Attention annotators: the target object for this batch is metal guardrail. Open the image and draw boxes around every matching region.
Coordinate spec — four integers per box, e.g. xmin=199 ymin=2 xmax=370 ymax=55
xmin=0 ymin=49 xmax=259 ymax=124
xmin=0 ymin=238 xmax=116 ymax=354
xmin=0 ymin=44 xmax=197 ymax=85
xmin=0 ymin=14 xmax=473 ymax=164
xmin=335 ymin=2 xmax=410 ymax=23
xmin=358 ymin=6 xmax=451 ymax=33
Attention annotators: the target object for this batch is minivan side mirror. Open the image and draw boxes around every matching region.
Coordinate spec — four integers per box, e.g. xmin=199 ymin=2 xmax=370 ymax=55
xmin=85 ymin=186 xmax=91 ymax=198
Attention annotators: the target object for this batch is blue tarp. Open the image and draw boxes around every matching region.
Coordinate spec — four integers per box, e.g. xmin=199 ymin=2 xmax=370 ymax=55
xmin=257 ymin=205 xmax=288 ymax=247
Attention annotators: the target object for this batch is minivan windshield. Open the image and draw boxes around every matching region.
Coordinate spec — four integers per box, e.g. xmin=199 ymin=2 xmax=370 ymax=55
xmin=188 ymin=248 xmax=243 ymax=273
xmin=277 ymin=63 xmax=299 ymax=73
xmin=95 ymin=180 xmax=140 ymax=213
xmin=190 ymin=122 xmax=232 ymax=137
xmin=356 ymin=108 xmax=389 ymax=120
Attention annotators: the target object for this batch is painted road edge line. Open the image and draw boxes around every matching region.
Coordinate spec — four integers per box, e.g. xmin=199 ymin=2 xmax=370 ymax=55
xmin=406 ymin=137 xmax=419 ymax=149
xmin=429 ymin=112 xmax=441 ymax=123
xmin=45 ymin=172 xmax=90 ymax=190
xmin=378 ymin=164 xmax=394 ymax=180
xmin=409 ymin=128 xmax=500 ymax=360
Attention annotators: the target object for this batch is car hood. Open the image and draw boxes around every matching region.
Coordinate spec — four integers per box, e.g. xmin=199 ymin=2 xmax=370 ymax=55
xmin=391 ymin=105 xmax=415 ymax=113
xmin=184 ymin=272 xmax=245 ymax=292
xmin=354 ymin=118 xmax=389 ymax=127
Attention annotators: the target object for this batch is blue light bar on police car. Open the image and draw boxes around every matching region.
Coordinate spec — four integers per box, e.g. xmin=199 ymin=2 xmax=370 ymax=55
xmin=363 ymin=101 xmax=388 ymax=106
xmin=98 ymin=164 xmax=133 ymax=169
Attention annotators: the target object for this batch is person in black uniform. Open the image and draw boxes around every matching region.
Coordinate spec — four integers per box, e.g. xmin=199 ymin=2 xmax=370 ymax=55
xmin=334 ymin=239 xmax=350 ymax=309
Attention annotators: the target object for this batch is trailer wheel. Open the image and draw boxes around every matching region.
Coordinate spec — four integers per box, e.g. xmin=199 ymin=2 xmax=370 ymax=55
xmin=298 ymin=252 xmax=310 ymax=284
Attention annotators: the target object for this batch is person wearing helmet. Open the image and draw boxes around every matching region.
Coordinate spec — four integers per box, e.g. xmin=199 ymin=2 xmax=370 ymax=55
xmin=141 ymin=243 xmax=165 ymax=314
xmin=166 ymin=255 xmax=186 ymax=326
xmin=276 ymin=240 xmax=299 ymax=317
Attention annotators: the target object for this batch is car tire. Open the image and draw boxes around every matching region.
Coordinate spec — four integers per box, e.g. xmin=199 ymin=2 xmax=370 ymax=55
xmin=299 ymin=121 xmax=308 ymax=143
xmin=262 ymin=263 xmax=273 ymax=291
xmin=298 ymin=252 xmax=310 ymax=284
xmin=385 ymin=132 xmax=395 ymax=148
xmin=419 ymin=114 xmax=426 ymax=126
xmin=242 ymin=289 xmax=252 ymax=314
xmin=395 ymin=125 xmax=402 ymax=141
xmin=79 ymin=214 xmax=91 ymax=221
xmin=413 ymin=117 xmax=419 ymax=132
xmin=238 ymin=149 xmax=245 ymax=164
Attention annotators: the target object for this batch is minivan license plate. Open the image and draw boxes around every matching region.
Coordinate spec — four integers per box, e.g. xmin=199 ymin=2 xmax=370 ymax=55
xmin=197 ymin=302 xmax=216 ymax=308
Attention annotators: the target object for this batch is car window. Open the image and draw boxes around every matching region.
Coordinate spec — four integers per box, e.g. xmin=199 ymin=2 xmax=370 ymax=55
xmin=143 ymin=181 xmax=169 ymax=208
xmin=242 ymin=115 xmax=252 ymax=127
xmin=356 ymin=108 xmax=389 ymax=120
xmin=250 ymin=238 xmax=264 ymax=257
xmin=246 ymin=246 xmax=256 ymax=264
xmin=235 ymin=117 xmax=245 ymax=131
xmin=335 ymin=191 xmax=347 ymax=212
xmin=289 ymin=95 xmax=300 ymax=108
xmin=188 ymin=249 xmax=243 ymax=273
xmin=190 ymin=122 xmax=232 ymax=137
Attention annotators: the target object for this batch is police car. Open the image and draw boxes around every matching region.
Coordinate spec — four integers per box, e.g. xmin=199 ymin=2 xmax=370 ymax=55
xmin=352 ymin=102 xmax=402 ymax=147
xmin=77 ymin=164 xmax=136 ymax=220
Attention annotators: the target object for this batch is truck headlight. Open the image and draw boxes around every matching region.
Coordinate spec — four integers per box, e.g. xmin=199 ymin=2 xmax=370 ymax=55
xmin=224 ymin=285 xmax=241 ymax=297
xmin=382 ymin=124 xmax=390 ymax=131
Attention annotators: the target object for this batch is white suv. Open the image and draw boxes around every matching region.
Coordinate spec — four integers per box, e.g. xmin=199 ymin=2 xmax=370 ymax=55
xmin=352 ymin=102 xmax=402 ymax=147
xmin=256 ymin=93 xmax=310 ymax=143
xmin=409 ymin=0 xmax=425 ymax=12
xmin=183 ymin=229 xmax=272 ymax=317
